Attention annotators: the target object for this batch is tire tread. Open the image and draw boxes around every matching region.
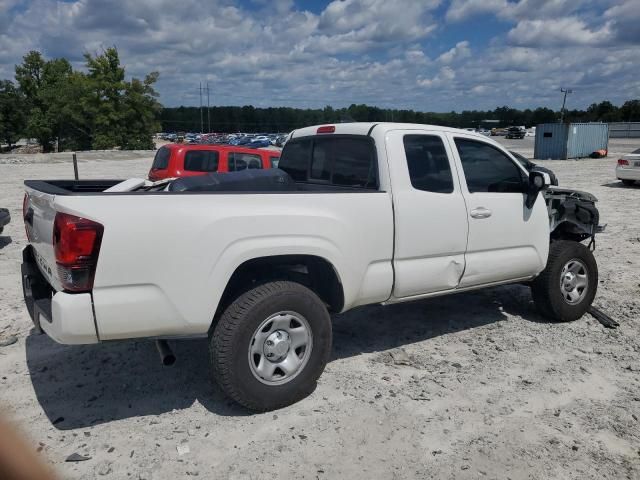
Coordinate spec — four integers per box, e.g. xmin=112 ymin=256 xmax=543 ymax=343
xmin=531 ymin=240 xmax=597 ymax=322
xmin=210 ymin=281 xmax=330 ymax=411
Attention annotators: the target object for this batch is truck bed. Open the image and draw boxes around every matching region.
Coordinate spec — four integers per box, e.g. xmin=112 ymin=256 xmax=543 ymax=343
xmin=23 ymin=173 xmax=394 ymax=341
xmin=24 ymin=178 xmax=378 ymax=195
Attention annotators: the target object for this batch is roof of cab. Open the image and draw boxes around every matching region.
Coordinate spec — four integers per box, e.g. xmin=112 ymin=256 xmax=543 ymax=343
xmin=161 ymin=143 xmax=280 ymax=156
xmin=290 ymin=122 xmax=490 ymax=141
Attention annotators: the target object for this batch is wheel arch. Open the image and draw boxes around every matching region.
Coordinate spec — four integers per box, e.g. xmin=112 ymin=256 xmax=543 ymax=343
xmin=550 ymin=220 xmax=593 ymax=242
xmin=211 ymin=254 xmax=345 ymax=330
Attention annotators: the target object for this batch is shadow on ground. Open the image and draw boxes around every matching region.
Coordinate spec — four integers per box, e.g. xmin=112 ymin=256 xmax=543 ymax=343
xmin=601 ymin=181 xmax=639 ymax=189
xmin=26 ymin=283 xmax=542 ymax=429
xmin=0 ymin=236 xmax=12 ymax=249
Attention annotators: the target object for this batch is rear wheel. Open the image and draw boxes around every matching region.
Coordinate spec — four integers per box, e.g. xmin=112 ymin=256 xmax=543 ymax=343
xmin=531 ymin=240 xmax=598 ymax=322
xmin=210 ymin=281 xmax=332 ymax=411
xmin=621 ymin=179 xmax=636 ymax=186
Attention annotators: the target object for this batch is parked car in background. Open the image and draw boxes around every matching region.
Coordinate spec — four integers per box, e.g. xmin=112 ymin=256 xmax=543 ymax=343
xmin=0 ymin=208 xmax=10 ymax=235
xmin=506 ymin=126 xmax=526 ymax=139
xmin=510 ymin=151 xmax=559 ymax=186
xmin=616 ymin=148 xmax=640 ymax=186
xmin=148 ymin=144 xmax=280 ymax=181
xmin=247 ymin=139 xmax=272 ymax=148
xmin=478 ymin=129 xmax=491 ymax=136
xmin=491 ymin=128 xmax=507 ymax=136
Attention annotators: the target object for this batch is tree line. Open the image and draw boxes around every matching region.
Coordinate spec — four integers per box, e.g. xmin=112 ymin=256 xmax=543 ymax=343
xmin=0 ymin=48 xmax=161 ymax=151
xmin=160 ymin=100 xmax=640 ymax=134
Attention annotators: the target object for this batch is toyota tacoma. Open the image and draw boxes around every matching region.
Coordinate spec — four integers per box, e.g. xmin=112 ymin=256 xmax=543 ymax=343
xmin=21 ymin=123 xmax=603 ymax=411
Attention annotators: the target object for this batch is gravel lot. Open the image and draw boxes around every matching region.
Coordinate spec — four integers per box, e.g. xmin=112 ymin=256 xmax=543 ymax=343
xmin=0 ymin=138 xmax=639 ymax=479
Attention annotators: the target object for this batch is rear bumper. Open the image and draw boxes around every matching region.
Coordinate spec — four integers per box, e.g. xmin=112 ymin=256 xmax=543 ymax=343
xmin=616 ymin=167 xmax=640 ymax=181
xmin=22 ymin=246 xmax=99 ymax=344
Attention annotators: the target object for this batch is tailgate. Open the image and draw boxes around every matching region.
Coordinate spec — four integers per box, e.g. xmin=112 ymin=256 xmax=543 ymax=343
xmin=24 ymin=187 xmax=62 ymax=291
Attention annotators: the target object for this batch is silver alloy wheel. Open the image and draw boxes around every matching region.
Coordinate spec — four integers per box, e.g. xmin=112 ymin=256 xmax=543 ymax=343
xmin=248 ymin=311 xmax=313 ymax=385
xmin=559 ymin=258 xmax=588 ymax=305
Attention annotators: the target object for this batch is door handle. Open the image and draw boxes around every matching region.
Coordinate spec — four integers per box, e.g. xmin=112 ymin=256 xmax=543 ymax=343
xmin=470 ymin=207 xmax=492 ymax=219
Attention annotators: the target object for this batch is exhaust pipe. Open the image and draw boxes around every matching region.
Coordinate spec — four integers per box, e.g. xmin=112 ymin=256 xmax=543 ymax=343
xmin=155 ymin=340 xmax=176 ymax=366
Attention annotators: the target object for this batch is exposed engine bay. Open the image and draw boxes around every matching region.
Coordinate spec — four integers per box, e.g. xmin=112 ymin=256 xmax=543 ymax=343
xmin=544 ymin=187 xmax=604 ymax=244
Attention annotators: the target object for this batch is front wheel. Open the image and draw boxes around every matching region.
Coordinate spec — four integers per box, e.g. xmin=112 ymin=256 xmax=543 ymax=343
xmin=531 ymin=240 xmax=598 ymax=322
xmin=210 ymin=281 xmax=332 ymax=411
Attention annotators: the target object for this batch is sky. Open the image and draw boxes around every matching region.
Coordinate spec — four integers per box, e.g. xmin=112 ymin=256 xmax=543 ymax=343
xmin=0 ymin=0 xmax=639 ymax=111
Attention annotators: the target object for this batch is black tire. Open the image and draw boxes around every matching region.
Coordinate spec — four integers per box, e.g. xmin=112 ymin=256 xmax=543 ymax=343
xmin=621 ymin=179 xmax=636 ymax=186
xmin=531 ymin=240 xmax=598 ymax=322
xmin=210 ymin=281 xmax=332 ymax=411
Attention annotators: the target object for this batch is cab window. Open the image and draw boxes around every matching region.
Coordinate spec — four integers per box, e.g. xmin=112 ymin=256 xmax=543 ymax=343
xmin=228 ymin=152 xmax=262 ymax=171
xmin=454 ymin=138 xmax=526 ymax=193
xmin=279 ymin=136 xmax=377 ymax=189
xmin=152 ymin=147 xmax=170 ymax=170
xmin=184 ymin=150 xmax=219 ymax=172
xmin=403 ymin=135 xmax=454 ymax=193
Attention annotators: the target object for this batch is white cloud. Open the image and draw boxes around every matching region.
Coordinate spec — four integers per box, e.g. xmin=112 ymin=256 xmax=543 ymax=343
xmin=437 ymin=41 xmax=470 ymax=64
xmin=417 ymin=66 xmax=456 ymax=88
xmin=446 ymin=0 xmax=590 ymax=23
xmin=0 ymin=0 xmax=637 ymax=112
xmin=604 ymin=0 xmax=640 ymax=43
xmin=445 ymin=0 xmax=506 ymax=22
xmin=506 ymin=17 xmax=611 ymax=47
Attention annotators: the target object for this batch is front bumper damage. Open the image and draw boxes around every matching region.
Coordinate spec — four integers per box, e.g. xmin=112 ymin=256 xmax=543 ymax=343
xmin=544 ymin=187 xmax=605 ymax=245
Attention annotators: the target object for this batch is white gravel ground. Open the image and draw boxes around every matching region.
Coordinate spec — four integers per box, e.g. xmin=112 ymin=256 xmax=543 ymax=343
xmin=0 ymin=138 xmax=639 ymax=479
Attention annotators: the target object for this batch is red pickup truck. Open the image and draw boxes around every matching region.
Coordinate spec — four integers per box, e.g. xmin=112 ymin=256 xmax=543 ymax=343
xmin=148 ymin=144 xmax=280 ymax=181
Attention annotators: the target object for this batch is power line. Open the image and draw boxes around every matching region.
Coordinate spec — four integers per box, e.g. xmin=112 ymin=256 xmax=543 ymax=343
xmin=199 ymin=82 xmax=203 ymax=133
xmin=206 ymin=82 xmax=211 ymax=133
xmin=559 ymin=87 xmax=573 ymax=123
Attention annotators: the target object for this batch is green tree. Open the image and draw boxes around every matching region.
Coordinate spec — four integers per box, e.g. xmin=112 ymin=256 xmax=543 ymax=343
xmin=14 ymin=51 xmax=45 ymax=102
xmin=619 ymin=100 xmax=640 ymax=122
xmin=121 ymin=72 xmax=162 ymax=149
xmin=587 ymin=101 xmax=619 ymax=122
xmin=15 ymin=51 xmax=54 ymax=150
xmin=84 ymin=47 xmax=126 ymax=149
xmin=0 ymin=80 xmax=27 ymax=147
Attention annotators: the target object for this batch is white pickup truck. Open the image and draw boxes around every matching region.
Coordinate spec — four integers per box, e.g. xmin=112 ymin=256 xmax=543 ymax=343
xmin=22 ymin=123 xmax=603 ymax=411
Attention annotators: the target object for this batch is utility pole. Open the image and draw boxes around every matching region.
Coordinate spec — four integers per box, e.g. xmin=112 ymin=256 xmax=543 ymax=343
xmin=559 ymin=88 xmax=572 ymax=123
xmin=206 ymin=82 xmax=211 ymax=133
xmin=199 ymin=82 xmax=204 ymax=133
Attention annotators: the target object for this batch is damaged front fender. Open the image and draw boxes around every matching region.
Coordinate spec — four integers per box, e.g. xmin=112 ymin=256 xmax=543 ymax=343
xmin=544 ymin=187 xmax=604 ymax=243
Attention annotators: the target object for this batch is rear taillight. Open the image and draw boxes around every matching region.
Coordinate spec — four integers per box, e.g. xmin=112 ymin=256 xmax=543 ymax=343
xmin=618 ymin=159 xmax=629 ymax=166
xmin=53 ymin=212 xmax=103 ymax=292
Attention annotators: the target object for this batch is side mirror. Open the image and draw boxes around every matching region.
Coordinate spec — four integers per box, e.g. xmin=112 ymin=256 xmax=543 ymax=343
xmin=525 ymin=171 xmax=550 ymax=208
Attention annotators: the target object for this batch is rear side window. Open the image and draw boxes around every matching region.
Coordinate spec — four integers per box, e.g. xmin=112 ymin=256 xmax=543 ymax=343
xmin=279 ymin=139 xmax=311 ymax=181
xmin=310 ymin=140 xmax=331 ymax=181
xmin=152 ymin=147 xmax=170 ymax=170
xmin=455 ymin=138 xmax=526 ymax=193
xmin=330 ymin=137 xmax=376 ymax=188
xmin=228 ymin=152 xmax=262 ymax=171
xmin=279 ymin=136 xmax=377 ymax=189
xmin=270 ymin=155 xmax=280 ymax=168
xmin=184 ymin=150 xmax=219 ymax=172
xmin=403 ymin=135 xmax=454 ymax=193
